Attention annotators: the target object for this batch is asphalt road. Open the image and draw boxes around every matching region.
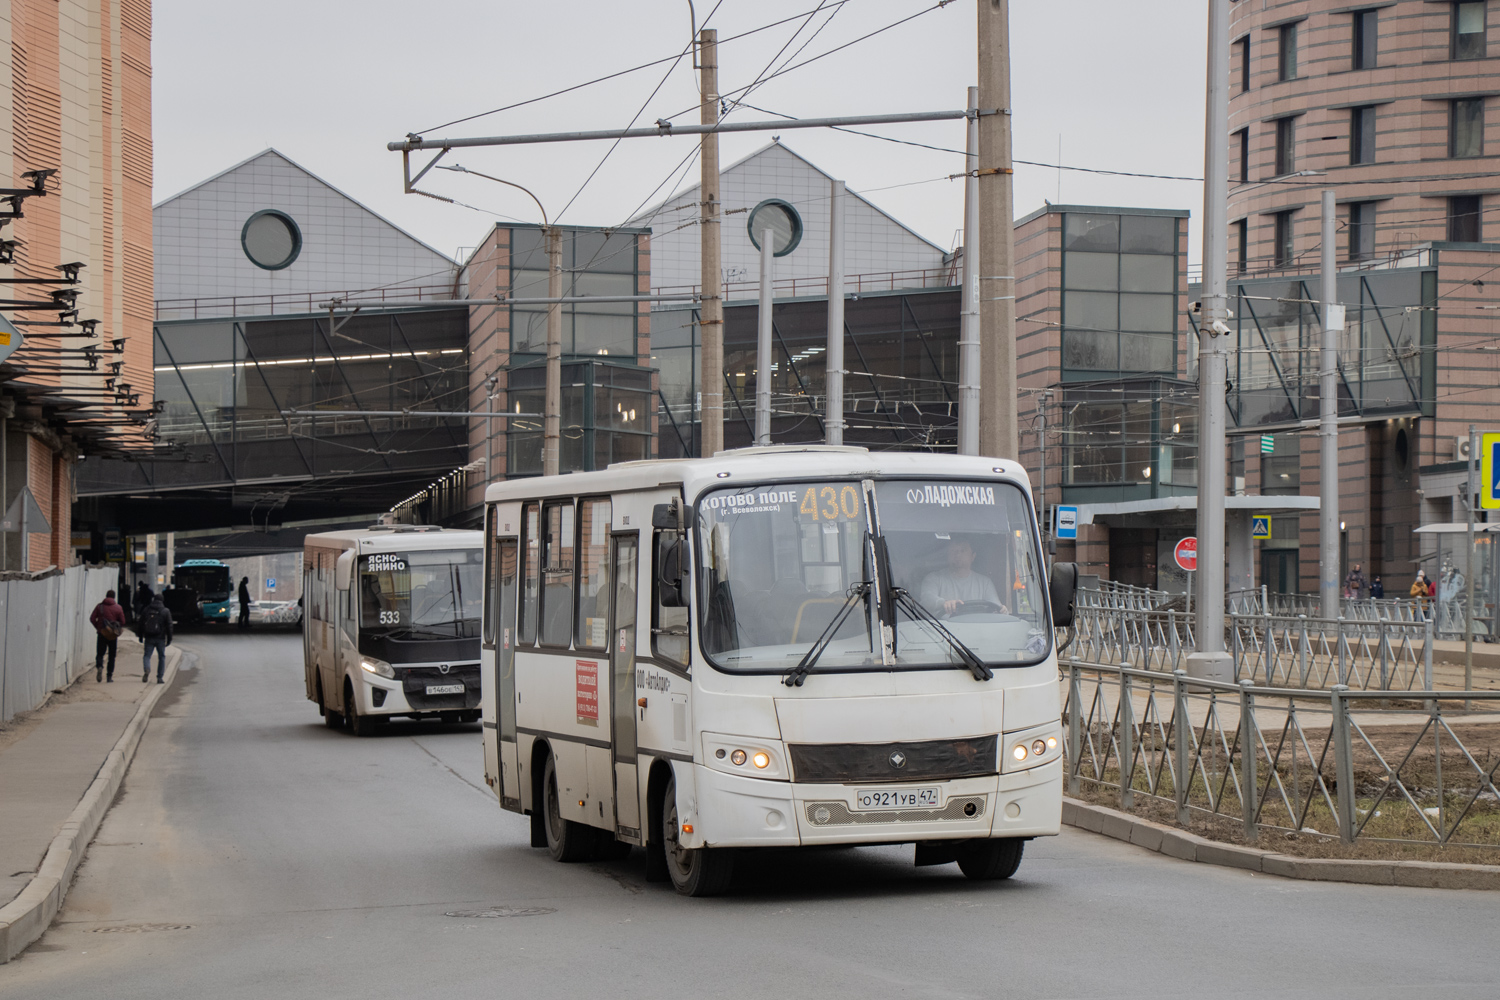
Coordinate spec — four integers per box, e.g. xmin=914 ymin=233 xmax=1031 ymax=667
xmin=2 ymin=632 xmax=1497 ymax=1000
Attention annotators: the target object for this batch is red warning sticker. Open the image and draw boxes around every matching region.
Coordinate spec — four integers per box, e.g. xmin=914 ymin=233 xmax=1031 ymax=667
xmin=576 ymin=659 xmax=599 ymax=724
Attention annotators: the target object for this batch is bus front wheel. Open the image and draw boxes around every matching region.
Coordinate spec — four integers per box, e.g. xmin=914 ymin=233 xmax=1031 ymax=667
xmin=661 ymin=773 xmax=734 ymax=897
xmin=345 ymin=679 xmax=375 ymax=738
xmin=543 ymin=754 xmax=594 ymax=862
xmin=955 ymin=837 xmax=1024 ymax=880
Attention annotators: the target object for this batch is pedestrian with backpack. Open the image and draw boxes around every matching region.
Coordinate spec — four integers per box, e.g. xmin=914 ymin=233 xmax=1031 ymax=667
xmin=89 ymin=589 xmax=126 ymax=682
xmin=139 ymin=591 xmax=173 ymax=684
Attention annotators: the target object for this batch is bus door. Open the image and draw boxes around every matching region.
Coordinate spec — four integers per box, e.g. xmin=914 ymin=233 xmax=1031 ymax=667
xmin=495 ymin=536 xmax=520 ymax=806
xmin=610 ymin=533 xmax=641 ymax=838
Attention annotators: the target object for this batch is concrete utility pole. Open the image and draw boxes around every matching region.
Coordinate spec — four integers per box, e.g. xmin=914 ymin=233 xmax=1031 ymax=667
xmin=1187 ymin=0 xmax=1233 ymax=683
xmin=977 ymin=0 xmax=1017 ymax=459
xmin=825 ymin=179 xmax=846 ymax=446
xmin=543 ymin=226 xmax=563 ymax=477
xmin=699 ymin=28 xmax=724 ymax=458
xmin=1319 ymin=190 xmax=1342 ymax=621
xmin=756 ymin=228 xmax=774 ymax=447
xmin=958 ymin=85 xmax=981 ymax=457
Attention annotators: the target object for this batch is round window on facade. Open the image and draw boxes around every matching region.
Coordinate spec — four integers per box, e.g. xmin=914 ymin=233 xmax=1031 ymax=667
xmin=241 ymin=210 xmax=302 ymax=270
xmin=747 ymin=198 xmax=803 ymax=257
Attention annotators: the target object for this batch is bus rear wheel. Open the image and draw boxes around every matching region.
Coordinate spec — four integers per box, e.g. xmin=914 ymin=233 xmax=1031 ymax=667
xmin=955 ymin=837 xmax=1024 ymax=880
xmin=661 ymin=773 xmax=734 ymax=897
xmin=542 ymin=754 xmax=595 ymax=862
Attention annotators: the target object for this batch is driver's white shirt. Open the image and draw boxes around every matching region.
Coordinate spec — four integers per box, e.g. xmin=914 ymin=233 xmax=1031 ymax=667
xmin=919 ymin=569 xmax=1001 ymax=608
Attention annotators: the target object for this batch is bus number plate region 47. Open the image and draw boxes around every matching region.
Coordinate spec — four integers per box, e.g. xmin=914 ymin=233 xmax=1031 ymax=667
xmin=853 ymin=786 xmax=941 ymax=811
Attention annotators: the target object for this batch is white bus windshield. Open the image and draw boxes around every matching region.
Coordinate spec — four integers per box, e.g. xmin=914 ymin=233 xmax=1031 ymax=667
xmin=360 ymin=549 xmax=484 ymax=639
xmin=697 ymin=479 xmax=1050 ymax=675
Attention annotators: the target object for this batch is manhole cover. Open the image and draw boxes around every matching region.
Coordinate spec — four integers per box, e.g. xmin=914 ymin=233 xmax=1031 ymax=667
xmin=444 ymin=906 xmax=555 ymax=919
xmin=91 ymin=924 xmax=192 ymax=934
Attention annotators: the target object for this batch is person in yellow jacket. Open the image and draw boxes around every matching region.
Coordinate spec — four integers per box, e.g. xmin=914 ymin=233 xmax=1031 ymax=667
xmin=1410 ymin=570 xmax=1432 ymax=617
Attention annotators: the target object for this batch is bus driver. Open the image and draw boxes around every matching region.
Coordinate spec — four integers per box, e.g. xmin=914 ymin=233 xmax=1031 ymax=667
xmin=919 ymin=537 xmax=1006 ymax=614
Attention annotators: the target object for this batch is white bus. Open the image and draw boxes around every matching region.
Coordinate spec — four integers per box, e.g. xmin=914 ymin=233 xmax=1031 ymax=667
xmin=304 ymin=524 xmax=484 ymax=736
xmin=479 ymin=447 xmax=1076 ymax=895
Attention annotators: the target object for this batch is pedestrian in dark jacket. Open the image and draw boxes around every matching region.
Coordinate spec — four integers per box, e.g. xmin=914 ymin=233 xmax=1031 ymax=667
xmin=238 ymin=576 xmax=251 ymax=629
xmin=1370 ymin=576 xmax=1384 ymax=599
xmin=89 ymin=590 xmax=127 ymax=682
xmin=132 ymin=580 xmax=151 ymax=623
xmin=139 ymin=592 xmax=173 ymax=684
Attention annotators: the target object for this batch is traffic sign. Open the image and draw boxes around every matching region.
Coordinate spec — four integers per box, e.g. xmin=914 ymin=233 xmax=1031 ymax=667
xmin=1251 ymin=515 xmax=1271 ymax=540
xmin=1482 ymin=432 xmax=1500 ymax=510
xmin=1260 ymin=434 xmax=1274 ymax=455
xmin=1055 ymin=505 xmax=1078 ymax=540
xmin=1174 ymin=536 xmax=1198 ymax=572
xmin=266 ymin=577 xmax=277 ymax=591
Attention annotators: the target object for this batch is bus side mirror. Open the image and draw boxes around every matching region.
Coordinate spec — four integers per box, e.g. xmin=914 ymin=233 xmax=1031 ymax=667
xmin=1049 ymin=561 xmax=1078 ymax=628
xmin=652 ymin=501 xmax=679 ymax=530
xmin=657 ymin=535 xmax=688 ymax=608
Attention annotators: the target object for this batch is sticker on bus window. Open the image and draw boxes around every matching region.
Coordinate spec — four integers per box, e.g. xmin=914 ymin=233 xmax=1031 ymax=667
xmin=901 ymin=484 xmax=997 ymax=508
xmin=576 ymin=659 xmax=599 ymax=725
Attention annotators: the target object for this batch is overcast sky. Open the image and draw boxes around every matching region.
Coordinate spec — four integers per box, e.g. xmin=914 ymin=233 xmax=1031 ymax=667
xmin=154 ymin=1 xmax=1209 ymax=269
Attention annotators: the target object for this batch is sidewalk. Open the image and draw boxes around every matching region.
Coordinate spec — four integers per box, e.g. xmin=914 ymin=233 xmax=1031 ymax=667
xmin=0 ymin=637 xmax=182 ymax=960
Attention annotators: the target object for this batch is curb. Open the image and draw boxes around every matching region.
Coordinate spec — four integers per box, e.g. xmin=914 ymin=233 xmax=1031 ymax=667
xmin=1062 ymin=797 xmax=1500 ymax=890
xmin=0 ymin=646 xmax=186 ymax=962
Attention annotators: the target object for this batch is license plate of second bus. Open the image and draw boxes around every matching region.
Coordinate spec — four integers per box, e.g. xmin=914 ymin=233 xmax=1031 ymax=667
xmin=852 ymin=787 xmax=941 ymax=811
xmin=425 ymin=683 xmax=464 ymax=695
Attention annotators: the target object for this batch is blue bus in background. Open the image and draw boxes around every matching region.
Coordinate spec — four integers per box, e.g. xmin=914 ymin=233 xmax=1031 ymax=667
xmin=172 ymin=559 xmax=233 ymax=623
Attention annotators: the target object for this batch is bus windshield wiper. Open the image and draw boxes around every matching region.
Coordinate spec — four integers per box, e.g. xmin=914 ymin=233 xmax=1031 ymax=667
xmin=891 ymin=589 xmax=993 ymax=681
xmin=785 ymin=581 xmax=871 ymax=688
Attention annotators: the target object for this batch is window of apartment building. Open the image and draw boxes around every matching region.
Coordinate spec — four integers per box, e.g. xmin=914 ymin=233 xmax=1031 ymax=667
xmin=1353 ymin=9 xmax=1379 ymax=69
xmin=1350 ymin=106 xmax=1376 ymax=165
xmin=1448 ymin=195 xmax=1482 ymax=241
xmin=1236 ymin=128 xmax=1251 ymax=183
xmin=1348 ymin=202 xmax=1377 ymax=260
xmin=1061 ymin=212 xmax=1180 ymax=375
xmin=1235 ymin=219 xmax=1249 ymax=274
xmin=1453 ymin=2 xmax=1486 ymax=60
xmin=1279 ymin=22 xmax=1298 ymax=81
xmin=1238 ymin=36 xmax=1252 ymax=92
xmin=1274 ymin=116 xmax=1296 ymax=175
xmin=1273 ymin=211 xmax=1296 ymax=267
xmin=1450 ymin=97 xmax=1484 ymax=158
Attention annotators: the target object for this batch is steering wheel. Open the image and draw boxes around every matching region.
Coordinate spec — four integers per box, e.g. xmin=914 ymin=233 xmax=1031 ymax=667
xmin=943 ymin=600 xmax=1007 ymax=617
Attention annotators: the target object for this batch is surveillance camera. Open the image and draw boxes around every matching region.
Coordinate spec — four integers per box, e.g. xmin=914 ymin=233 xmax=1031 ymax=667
xmin=1209 ymin=319 xmax=1232 ymax=337
xmin=1189 ymin=300 xmax=1202 ymax=313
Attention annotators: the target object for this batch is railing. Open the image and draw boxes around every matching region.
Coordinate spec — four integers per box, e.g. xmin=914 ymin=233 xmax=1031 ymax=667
xmin=154 ymin=283 xmax=462 ymax=321
xmin=654 ymin=266 xmax=959 ymax=303
xmin=1063 ymin=659 xmax=1500 ymax=848
xmin=156 ymin=410 xmax=468 ymax=448
xmin=1230 ymin=587 xmax=1494 ymax=641
xmin=1067 ymin=602 xmax=1441 ymax=692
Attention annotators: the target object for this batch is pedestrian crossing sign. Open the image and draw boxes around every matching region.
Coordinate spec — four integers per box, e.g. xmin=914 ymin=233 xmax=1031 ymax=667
xmin=1482 ymin=432 xmax=1500 ymax=510
xmin=1251 ymin=515 xmax=1271 ymax=540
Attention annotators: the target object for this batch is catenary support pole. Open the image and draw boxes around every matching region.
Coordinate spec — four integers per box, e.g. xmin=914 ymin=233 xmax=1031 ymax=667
xmin=977 ymin=0 xmax=1017 ymax=459
xmin=543 ymin=226 xmax=562 ymax=477
xmin=1319 ymin=190 xmax=1341 ymax=621
xmin=1187 ymin=0 xmax=1233 ymax=684
xmin=756 ymin=228 xmax=774 ymax=447
xmin=957 ymin=85 xmax=981 ymax=457
xmin=699 ymin=29 xmax=724 ymax=458
xmin=825 ymin=179 xmax=846 ymax=446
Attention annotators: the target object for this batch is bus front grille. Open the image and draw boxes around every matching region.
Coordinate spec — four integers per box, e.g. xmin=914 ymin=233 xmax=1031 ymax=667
xmin=787 ymin=736 xmax=998 ymax=783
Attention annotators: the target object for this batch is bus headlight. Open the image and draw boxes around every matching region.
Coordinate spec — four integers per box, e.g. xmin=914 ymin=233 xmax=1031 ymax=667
xmin=1002 ymin=722 xmax=1063 ymax=773
xmin=702 ymin=733 xmax=787 ymax=780
xmin=360 ymin=657 xmax=394 ymax=679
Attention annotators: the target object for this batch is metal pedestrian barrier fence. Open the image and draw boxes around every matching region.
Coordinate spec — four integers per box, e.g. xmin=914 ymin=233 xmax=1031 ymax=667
xmin=1063 ymin=659 xmax=1500 ymax=848
xmin=1068 ymin=601 xmax=1438 ymax=692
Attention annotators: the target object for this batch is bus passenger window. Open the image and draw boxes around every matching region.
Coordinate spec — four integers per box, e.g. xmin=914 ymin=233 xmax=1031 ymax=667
xmin=575 ymin=499 xmax=612 ymax=649
xmin=653 ymin=529 xmax=689 ymax=666
xmin=539 ymin=501 xmax=575 ymax=646
xmin=519 ymin=503 xmax=540 ymax=644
